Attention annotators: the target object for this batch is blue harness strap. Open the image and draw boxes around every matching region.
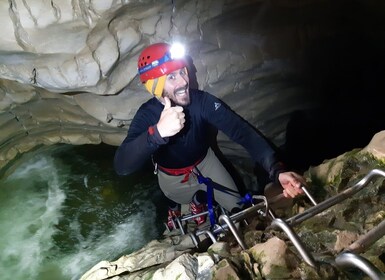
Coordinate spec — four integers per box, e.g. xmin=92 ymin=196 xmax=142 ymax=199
xmin=194 ymin=167 xmax=254 ymax=226
xmin=237 ymin=193 xmax=253 ymax=206
xmin=196 ymin=175 xmax=216 ymax=225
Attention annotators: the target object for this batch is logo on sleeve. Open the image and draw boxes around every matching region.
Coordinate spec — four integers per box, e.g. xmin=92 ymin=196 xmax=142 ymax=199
xmin=214 ymin=102 xmax=221 ymax=111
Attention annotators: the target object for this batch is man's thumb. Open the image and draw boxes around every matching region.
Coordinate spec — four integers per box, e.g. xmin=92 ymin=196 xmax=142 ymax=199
xmin=163 ymin=97 xmax=171 ymax=109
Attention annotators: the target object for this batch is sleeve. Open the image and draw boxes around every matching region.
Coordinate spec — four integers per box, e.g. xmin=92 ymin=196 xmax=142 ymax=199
xmin=113 ymin=108 xmax=168 ymax=176
xmin=202 ymin=92 xmax=287 ymax=182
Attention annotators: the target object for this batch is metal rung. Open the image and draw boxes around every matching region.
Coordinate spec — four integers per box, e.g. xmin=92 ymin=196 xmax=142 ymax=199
xmin=287 ymin=169 xmax=385 ymax=226
xmin=202 ymin=230 xmax=217 ymax=244
xmin=186 ymin=168 xmax=385 ymax=276
xmin=194 ymin=200 xmax=269 ymax=247
xmin=335 ymin=252 xmax=385 ymax=280
xmin=193 ymin=195 xmax=274 ymax=249
xmin=347 ymin=219 xmax=385 ymax=254
xmin=271 ymin=218 xmax=317 ymax=268
xmin=301 ymin=185 xmax=317 ymax=206
xmin=218 ymin=214 xmax=247 ymax=250
xmin=166 ymin=205 xmax=223 ymax=232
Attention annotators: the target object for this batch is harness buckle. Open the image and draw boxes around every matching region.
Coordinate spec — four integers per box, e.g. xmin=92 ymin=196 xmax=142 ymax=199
xmin=153 ymin=162 xmax=158 ymax=175
xmin=151 ymin=155 xmax=158 ymax=175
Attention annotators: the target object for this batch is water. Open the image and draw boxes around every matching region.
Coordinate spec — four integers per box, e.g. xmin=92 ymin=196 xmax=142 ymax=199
xmin=0 ymin=144 xmax=166 ymax=280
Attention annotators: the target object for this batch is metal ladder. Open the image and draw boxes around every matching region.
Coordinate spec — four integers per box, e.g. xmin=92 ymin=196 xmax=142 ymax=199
xmin=173 ymin=168 xmax=385 ymax=279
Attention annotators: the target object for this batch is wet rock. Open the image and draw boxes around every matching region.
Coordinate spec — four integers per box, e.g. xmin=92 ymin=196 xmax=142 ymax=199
xmin=78 ymin=131 xmax=385 ymax=279
xmin=80 ymin=237 xmax=194 ymax=280
xmin=361 ymin=130 xmax=385 ymax=162
xmin=211 ymin=258 xmax=240 ymax=280
xmin=152 ymin=253 xmax=198 ymax=280
xmin=333 ymin=230 xmax=360 ymax=253
xmin=249 ymin=236 xmax=300 ymax=278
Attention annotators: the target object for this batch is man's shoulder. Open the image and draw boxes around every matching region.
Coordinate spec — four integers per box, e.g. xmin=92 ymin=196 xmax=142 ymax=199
xmin=138 ymin=97 xmax=161 ymax=111
xmin=190 ymin=89 xmax=220 ymax=105
xmin=190 ymin=89 xmax=211 ymax=102
xmin=133 ymin=98 xmax=162 ymax=122
xmin=191 ymin=88 xmax=206 ymax=96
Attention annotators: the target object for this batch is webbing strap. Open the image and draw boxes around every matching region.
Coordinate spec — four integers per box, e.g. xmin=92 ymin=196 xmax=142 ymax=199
xmin=158 ymin=156 xmax=204 ymax=183
xmin=194 ymin=167 xmax=253 ymax=227
xmin=197 ymin=175 xmax=216 ymax=225
xmin=237 ymin=193 xmax=254 ymax=206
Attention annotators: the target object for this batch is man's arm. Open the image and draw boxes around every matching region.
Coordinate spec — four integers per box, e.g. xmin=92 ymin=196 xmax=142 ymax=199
xmin=202 ymin=92 xmax=305 ymax=197
xmin=114 ymin=121 xmax=166 ymax=176
xmin=114 ymin=97 xmax=185 ymax=176
xmin=202 ymin=93 xmax=280 ymax=177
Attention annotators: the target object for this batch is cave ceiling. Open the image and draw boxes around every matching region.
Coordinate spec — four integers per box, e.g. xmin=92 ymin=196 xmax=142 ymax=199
xmin=0 ymin=0 xmax=384 ymax=170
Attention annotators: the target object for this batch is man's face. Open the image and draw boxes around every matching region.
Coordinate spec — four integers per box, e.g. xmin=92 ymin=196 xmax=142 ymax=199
xmin=161 ymin=67 xmax=190 ymax=106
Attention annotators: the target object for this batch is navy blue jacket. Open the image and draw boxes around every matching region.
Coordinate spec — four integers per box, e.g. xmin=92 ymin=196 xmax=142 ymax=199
xmin=114 ymin=89 xmax=285 ymax=181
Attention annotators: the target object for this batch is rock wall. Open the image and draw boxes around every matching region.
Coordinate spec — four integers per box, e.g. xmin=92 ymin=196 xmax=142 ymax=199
xmin=79 ymin=132 xmax=385 ymax=279
xmin=1 ymin=1 xmax=385 ymax=278
xmin=1 ymin=0 xmax=385 ymax=171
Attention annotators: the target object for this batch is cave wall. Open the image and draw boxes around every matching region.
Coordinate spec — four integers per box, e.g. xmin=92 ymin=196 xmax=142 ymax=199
xmin=1 ymin=0 xmax=385 ymax=171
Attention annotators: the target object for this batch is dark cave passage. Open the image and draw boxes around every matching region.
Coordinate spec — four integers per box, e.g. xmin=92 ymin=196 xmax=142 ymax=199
xmin=281 ymin=14 xmax=385 ymax=171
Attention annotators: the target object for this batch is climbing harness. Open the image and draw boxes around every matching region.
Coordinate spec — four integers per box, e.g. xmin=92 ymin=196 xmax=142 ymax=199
xmin=155 ymin=157 xmax=204 ymax=183
xmin=192 ymin=166 xmax=254 ymax=227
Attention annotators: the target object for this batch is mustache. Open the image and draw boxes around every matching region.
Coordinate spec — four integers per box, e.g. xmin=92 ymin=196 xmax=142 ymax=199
xmin=173 ymin=84 xmax=189 ymax=95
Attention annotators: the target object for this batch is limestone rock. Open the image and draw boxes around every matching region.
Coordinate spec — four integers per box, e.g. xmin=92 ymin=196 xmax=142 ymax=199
xmin=249 ymin=236 xmax=299 ymax=278
xmin=114 ymin=239 xmax=191 ymax=273
xmin=196 ymin=253 xmax=215 ymax=279
xmin=211 ymin=258 xmax=240 ymax=280
xmin=333 ymin=230 xmax=360 ymax=253
xmin=207 ymin=241 xmax=231 ymax=259
xmin=80 ymin=237 xmax=194 ymax=280
xmin=152 ymin=253 xmax=198 ymax=280
xmin=361 ymin=130 xmax=385 ymax=162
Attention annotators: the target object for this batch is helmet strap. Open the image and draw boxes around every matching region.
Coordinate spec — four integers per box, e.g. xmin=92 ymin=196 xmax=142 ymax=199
xmin=144 ymin=75 xmax=166 ymax=98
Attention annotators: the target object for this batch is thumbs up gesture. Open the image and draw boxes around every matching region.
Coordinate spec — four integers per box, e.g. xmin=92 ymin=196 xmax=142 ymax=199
xmin=156 ymin=97 xmax=185 ymax=138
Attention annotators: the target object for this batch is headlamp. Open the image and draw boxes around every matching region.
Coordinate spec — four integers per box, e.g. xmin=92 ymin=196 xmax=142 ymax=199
xmin=138 ymin=43 xmax=186 ymax=75
xmin=169 ymin=42 xmax=185 ymax=59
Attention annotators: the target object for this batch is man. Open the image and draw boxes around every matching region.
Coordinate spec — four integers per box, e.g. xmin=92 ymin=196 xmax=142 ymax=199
xmin=114 ymin=42 xmax=305 ymax=229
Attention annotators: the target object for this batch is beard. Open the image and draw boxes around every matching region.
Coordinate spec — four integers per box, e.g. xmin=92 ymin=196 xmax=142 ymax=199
xmin=164 ymin=85 xmax=190 ymax=106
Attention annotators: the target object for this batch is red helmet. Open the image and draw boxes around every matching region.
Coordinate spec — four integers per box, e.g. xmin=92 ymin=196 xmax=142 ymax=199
xmin=137 ymin=43 xmax=187 ymax=83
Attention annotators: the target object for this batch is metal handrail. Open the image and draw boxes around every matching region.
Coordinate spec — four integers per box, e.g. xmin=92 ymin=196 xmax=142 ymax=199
xmin=301 ymin=186 xmax=317 ymax=206
xmin=190 ymin=169 xmax=385 ymax=260
xmin=192 ymin=189 xmax=318 ymax=249
xmin=286 ymin=169 xmax=385 ymax=226
xmin=175 ymin=217 xmax=185 ymax=235
xmin=335 ymin=252 xmax=385 ymax=280
xmin=194 ymin=194 xmax=275 ymax=244
xmin=347 ymin=219 xmax=385 ymax=254
xmin=218 ymin=215 xmax=247 ymax=250
xmin=192 ymin=198 xmax=268 ymax=248
xmin=202 ymin=230 xmax=217 ymax=244
xmin=271 ymin=218 xmax=317 ymax=268
xmin=252 ymin=195 xmax=269 ymax=216
xmin=188 ymin=232 xmax=199 ymax=248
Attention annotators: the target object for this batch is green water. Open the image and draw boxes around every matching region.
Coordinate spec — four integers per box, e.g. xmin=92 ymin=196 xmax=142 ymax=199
xmin=0 ymin=144 xmax=166 ymax=280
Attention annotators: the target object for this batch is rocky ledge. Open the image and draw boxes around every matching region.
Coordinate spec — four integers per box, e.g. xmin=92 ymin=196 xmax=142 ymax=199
xmin=80 ymin=131 xmax=385 ymax=280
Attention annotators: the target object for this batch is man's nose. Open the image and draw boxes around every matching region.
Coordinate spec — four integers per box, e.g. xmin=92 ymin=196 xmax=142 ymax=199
xmin=176 ymin=73 xmax=188 ymax=86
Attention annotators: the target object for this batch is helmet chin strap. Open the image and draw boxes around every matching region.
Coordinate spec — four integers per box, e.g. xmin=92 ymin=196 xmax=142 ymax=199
xmin=144 ymin=75 xmax=166 ymax=98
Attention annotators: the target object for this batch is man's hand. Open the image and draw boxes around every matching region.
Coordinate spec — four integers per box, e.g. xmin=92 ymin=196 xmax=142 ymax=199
xmin=157 ymin=97 xmax=185 ymax=138
xmin=278 ymin=171 xmax=306 ymax=198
